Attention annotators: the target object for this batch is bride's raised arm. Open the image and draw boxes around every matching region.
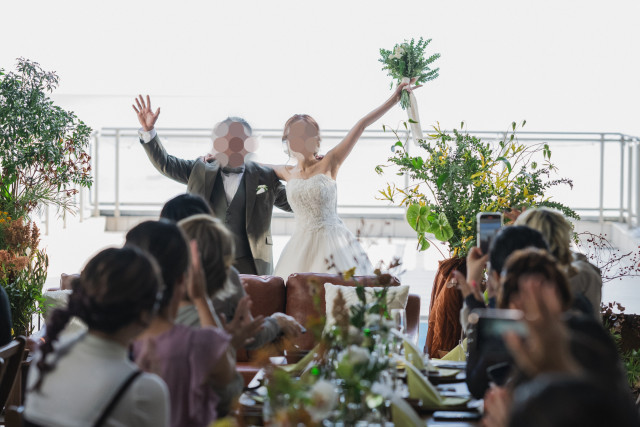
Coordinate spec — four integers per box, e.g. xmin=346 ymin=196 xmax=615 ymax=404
xmin=324 ymin=80 xmax=418 ymax=174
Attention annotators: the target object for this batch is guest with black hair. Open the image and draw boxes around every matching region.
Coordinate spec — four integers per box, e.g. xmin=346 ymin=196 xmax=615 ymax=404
xmin=160 ymin=193 xmax=213 ymax=223
xmin=24 ymin=247 xmax=169 ymax=427
xmin=455 ymin=225 xmax=550 ymax=334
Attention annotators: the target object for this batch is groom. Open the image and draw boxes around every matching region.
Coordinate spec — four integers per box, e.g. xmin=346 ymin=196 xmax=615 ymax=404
xmin=133 ymin=95 xmax=291 ymax=275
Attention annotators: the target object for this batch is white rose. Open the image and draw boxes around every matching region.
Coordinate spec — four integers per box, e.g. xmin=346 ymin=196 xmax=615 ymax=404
xmin=308 ymin=380 xmax=339 ymax=422
xmin=340 ymin=345 xmax=370 ymax=365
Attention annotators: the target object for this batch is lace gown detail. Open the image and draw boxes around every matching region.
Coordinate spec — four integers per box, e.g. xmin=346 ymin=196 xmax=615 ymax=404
xmin=274 ymin=174 xmax=373 ymax=279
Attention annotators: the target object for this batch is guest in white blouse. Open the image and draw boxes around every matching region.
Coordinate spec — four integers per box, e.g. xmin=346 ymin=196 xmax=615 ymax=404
xmin=24 ymin=247 xmax=170 ymax=427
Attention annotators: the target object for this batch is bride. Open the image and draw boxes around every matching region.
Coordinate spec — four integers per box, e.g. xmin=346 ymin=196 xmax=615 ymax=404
xmin=271 ymin=80 xmax=419 ymax=279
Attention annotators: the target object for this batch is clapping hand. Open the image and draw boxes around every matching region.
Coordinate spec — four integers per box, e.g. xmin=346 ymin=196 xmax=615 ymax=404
xmin=221 ymin=295 xmax=265 ymax=350
xmin=186 ymin=241 xmax=207 ymax=302
xmin=132 ymin=94 xmax=160 ymax=132
xmin=271 ymin=312 xmax=305 ymax=339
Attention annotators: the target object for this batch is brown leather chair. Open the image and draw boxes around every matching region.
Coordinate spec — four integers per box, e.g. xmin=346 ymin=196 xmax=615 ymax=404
xmin=284 ymin=273 xmax=421 ymax=350
xmin=237 ymin=275 xmax=287 ymax=386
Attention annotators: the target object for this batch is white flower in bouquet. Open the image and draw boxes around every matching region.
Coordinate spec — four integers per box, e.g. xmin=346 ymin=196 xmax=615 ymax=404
xmin=339 ymin=345 xmax=370 ymax=365
xmin=308 ymin=380 xmax=339 ymax=422
xmin=365 ymin=313 xmax=382 ymax=326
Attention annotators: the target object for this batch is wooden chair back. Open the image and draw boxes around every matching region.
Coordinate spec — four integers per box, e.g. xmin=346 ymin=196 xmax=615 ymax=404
xmin=0 ymin=336 xmax=27 ymax=411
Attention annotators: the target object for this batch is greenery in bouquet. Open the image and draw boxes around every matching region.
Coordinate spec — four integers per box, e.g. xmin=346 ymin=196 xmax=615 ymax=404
xmin=379 ymin=37 xmax=440 ymax=109
xmin=0 ymin=58 xmax=93 ymax=218
xmin=377 ymin=121 xmax=578 ymax=257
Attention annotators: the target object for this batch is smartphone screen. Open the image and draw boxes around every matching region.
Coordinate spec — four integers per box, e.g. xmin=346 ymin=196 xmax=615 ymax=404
xmin=477 ymin=212 xmax=503 ymax=254
xmin=475 ymin=310 xmax=528 ymax=357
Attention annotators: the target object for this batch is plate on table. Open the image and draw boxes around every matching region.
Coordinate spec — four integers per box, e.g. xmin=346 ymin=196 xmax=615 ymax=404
xmin=406 ymin=397 xmax=472 ymax=414
xmin=430 ymin=360 xmax=467 ymax=370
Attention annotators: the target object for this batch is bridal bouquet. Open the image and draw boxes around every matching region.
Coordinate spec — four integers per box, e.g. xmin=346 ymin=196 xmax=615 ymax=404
xmin=379 ymin=38 xmax=440 ymax=143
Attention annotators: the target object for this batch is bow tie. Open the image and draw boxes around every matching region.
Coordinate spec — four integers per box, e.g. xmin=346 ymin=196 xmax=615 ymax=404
xmin=221 ymin=166 xmax=245 ymax=175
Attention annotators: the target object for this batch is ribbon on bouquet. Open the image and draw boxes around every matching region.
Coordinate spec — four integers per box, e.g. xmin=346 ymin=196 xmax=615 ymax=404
xmin=401 ymin=77 xmax=423 ymax=146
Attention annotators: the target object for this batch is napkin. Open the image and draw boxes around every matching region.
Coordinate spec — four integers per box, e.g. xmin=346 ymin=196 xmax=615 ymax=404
xmin=403 ymin=338 xmax=426 ymax=370
xmin=441 ymin=338 xmax=468 ymax=362
xmin=280 ymin=346 xmax=317 ymax=376
xmin=405 ymin=361 xmax=470 ymax=410
xmin=391 ymin=395 xmax=424 ymax=427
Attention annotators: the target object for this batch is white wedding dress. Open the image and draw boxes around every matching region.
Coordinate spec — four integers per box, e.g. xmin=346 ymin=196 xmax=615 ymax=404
xmin=274 ymin=174 xmax=374 ymax=279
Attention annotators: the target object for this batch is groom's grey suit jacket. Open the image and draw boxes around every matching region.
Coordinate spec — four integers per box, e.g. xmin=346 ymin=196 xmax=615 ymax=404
xmin=141 ymin=135 xmax=291 ymax=275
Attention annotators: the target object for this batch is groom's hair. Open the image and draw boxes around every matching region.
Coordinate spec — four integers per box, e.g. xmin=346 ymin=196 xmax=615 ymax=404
xmin=215 ymin=116 xmax=252 ymax=137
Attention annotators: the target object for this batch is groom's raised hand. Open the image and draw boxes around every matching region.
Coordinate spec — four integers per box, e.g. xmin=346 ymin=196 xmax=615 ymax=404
xmin=132 ymin=94 xmax=160 ymax=131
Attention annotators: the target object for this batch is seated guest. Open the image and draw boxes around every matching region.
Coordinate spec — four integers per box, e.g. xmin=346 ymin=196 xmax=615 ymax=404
xmin=24 ymin=247 xmax=169 ymax=427
xmin=0 ymin=284 xmax=12 ymax=346
xmin=177 ymin=214 xmax=304 ymax=342
xmin=126 ymin=220 xmax=248 ymax=427
xmin=499 ymin=248 xmax=627 ymax=392
xmin=456 ymin=225 xmax=549 ymax=334
xmin=514 ymin=207 xmax=602 ymax=318
xmin=483 ymin=260 xmax=639 ymax=427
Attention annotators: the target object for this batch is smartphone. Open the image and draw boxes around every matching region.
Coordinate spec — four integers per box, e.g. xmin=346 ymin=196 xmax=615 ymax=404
xmin=476 ymin=212 xmax=503 ymax=254
xmin=468 ymin=308 xmax=528 ymax=357
xmin=432 ymin=411 xmax=482 ymax=421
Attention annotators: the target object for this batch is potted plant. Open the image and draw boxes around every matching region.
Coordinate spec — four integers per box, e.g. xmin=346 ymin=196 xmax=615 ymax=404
xmin=377 ymin=121 xmax=577 ymax=356
xmin=0 ymin=58 xmax=93 ymax=336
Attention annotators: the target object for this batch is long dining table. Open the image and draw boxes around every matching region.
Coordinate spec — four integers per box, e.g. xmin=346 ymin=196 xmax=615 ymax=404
xmin=238 ymin=357 xmax=482 ymax=426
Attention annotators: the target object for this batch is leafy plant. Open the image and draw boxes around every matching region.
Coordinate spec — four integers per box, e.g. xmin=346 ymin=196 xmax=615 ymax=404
xmin=0 ymin=58 xmax=93 ymax=218
xmin=379 ymin=38 xmax=440 ymax=109
xmin=378 ymin=121 xmax=578 ymax=257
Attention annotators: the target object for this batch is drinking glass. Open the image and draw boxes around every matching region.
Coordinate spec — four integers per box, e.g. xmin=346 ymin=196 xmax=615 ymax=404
xmin=390 ymin=308 xmax=406 ymax=335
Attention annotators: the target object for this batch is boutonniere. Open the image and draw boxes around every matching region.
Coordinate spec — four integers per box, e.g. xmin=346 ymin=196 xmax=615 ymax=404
xmin=256 ymin=184 xmax=268 ymax=195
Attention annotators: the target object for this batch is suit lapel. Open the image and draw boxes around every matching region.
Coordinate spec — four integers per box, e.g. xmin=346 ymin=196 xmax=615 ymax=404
xmin=244 ymin=161 xmax=258 ymax=227
xmin=204 ymin=160 xmax=221 ymax=202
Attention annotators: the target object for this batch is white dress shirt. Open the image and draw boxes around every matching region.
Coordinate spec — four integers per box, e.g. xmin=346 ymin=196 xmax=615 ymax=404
xmin=139 ymin=128 xmax=243 ymax=203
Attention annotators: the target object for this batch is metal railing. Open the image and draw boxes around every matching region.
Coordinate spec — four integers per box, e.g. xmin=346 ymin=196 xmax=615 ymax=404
xmin=83 ymin=127 xmax=640 ymax=227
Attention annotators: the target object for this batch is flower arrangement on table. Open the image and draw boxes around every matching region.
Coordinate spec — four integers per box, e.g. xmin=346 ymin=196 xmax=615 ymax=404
xmin=0 ymin=58 xmax=93 ymax=336
xmin=379 ymin=37 xmax=440 ymax=143
xmin=258 ymin=268 xmax=405 ymax=426
xmin=377 ymin=121 xmax=579 ymax=258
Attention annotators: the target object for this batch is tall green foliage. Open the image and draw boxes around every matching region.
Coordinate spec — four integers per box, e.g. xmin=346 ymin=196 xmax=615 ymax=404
xmin=378 ymin=121 xmax=578 ymax=257
xmin=0 ymin=58 xmax=93 ymax=218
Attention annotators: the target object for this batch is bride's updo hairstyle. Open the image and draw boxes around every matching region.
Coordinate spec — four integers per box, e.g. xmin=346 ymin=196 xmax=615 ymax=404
xmin=282 ymin=114 xmax=321 ymax=158
xmin=33 ymin=247 xmax=163 ymax=390
xmin=178 ymin=214 xmax=235 ymax=297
